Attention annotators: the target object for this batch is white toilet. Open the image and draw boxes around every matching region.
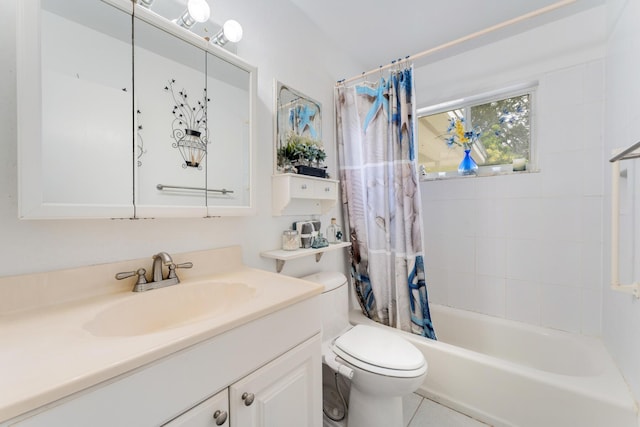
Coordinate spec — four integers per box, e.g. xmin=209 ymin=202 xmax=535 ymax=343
xmin=302 ymin=271 xmax=427 ymax=427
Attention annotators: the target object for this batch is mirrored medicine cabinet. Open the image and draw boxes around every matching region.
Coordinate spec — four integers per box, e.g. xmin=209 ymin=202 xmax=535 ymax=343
xmin=17 ymin=0 xmax=256 ymax=219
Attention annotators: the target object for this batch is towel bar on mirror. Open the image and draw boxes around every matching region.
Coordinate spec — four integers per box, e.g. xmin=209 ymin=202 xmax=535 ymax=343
xmin=156 ymin=184 xmax=234 ymax=195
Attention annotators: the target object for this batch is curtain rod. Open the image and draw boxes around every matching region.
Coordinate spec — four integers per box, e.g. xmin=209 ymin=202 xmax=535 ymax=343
xmin=336 ymin=0 xmax=577 ymax=87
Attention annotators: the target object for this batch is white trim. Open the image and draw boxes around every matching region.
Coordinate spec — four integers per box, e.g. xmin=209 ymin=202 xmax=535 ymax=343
xmin=420 ymin=166 xmax=539 ymax=182
xmin=416 ymin=81 xmax=538 ymax=117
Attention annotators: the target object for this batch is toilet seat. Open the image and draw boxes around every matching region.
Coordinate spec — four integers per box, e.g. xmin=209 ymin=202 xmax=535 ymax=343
xmin=332 ymin=325 xmax=426 ymax=378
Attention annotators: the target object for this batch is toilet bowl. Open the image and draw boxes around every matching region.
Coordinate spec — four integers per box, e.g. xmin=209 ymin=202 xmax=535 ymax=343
xmin=302 ymin=272 xmax=427 ymax=427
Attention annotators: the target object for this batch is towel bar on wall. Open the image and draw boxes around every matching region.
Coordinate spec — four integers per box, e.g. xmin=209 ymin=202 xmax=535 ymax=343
xmin=609 ymin=142 xmax=640 ymax=299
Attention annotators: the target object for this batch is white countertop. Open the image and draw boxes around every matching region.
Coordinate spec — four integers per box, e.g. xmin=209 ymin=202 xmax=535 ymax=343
xmin=0 ymin=247 xmax=323 ymax=423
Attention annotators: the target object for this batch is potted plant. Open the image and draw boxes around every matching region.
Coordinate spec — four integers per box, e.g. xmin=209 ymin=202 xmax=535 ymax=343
xmin=277 ymin=132 xmax=327 ymax=177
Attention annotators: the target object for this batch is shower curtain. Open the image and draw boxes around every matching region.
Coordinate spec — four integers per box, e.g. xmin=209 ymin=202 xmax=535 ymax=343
xmin=335 ymin=66 xmax=435 ymax=339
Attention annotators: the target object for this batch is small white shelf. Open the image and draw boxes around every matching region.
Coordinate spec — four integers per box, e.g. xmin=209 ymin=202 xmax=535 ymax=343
xmin=261 ymin=242 xmax=351 ymax=273
xmin=271 ymin=174 xmax=339 ymax=216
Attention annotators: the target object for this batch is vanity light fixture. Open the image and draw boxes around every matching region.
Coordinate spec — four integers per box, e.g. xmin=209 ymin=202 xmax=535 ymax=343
xmin=138 ymin=0 xmax=155 ymax=8
xmin=175 ymin=0 xmax=211 ymax=29
xmin=210 ymin=19 xmax=243 ymax=46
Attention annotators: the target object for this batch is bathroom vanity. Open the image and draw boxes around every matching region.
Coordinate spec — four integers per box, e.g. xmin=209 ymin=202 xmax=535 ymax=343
xmin=0 ymin=246 xmax=323 ymax=426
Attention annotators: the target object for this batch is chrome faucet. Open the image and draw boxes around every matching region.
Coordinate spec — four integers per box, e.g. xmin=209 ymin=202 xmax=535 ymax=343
xmin=115 ymin=251 xmax=193 ymax=292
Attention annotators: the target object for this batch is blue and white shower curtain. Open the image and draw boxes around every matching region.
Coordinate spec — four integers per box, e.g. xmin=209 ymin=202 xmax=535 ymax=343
xmin=335 ymin=66 xmax=436 ymax=339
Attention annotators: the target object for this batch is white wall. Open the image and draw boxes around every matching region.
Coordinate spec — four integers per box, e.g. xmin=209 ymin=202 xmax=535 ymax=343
xmin=603 ymin=0 xmax=640 ymax=403
xmin=0 ymin=0 xmax=359 ymax=278
xmin=416 ymin=6 xmax=607 ymax=336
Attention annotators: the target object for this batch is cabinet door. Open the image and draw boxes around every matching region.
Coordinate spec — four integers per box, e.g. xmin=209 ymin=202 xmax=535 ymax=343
xmin=18 ymin=0 xmax=134 ymax=218
xmin=163 ymin=389 xmax=229 ymax=427
xmin=229 ymin=334 xmax=321 ymax=427
xmin=133 ymin=17 xmax=208 ymax=218
xmin=205 ymin=52 xmax=255 ymax=216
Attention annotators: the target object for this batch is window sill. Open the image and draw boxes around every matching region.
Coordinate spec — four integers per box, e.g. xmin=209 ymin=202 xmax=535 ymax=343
xmin=419 ymin=165 xmax=539 ymax=182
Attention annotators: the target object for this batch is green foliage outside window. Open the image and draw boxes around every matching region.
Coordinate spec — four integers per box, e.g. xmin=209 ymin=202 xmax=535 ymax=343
xmin=471 ymin=95 xmax=530 ymax=165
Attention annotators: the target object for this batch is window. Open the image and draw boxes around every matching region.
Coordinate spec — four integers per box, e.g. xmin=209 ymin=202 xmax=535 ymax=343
xmin=417 ymin=84 xmax=535 ymax=179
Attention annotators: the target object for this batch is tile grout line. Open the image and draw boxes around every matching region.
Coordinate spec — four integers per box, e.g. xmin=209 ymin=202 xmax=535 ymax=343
xmin=406 ymin=396 xmax=424 ymax=427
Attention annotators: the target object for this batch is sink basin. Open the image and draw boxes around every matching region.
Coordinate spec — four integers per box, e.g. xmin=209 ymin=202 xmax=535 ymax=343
xmin=84 ymin=281 xmax=256 ymax=337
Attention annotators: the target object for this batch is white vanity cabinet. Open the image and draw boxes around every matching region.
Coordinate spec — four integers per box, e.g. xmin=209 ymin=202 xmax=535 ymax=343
xmin=163 ymin=336 xmax=320 ymax=427
xmin=272 ymin=174 xmax=338 ymax=216
xmin=6 ymin=297 xmax=321 ymax=427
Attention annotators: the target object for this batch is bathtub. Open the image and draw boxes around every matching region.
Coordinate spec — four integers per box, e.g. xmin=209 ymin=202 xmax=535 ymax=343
xmin=349 ymin=304 xmax=638 ymax=427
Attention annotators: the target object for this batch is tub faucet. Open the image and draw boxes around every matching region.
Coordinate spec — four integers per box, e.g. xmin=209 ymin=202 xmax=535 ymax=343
xmin=115 ymin=251 xmax=193 ymax=292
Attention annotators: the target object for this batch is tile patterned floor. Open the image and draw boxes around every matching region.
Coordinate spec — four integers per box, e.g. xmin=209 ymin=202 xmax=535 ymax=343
xmin=403 ymin=394 xmax=490 ymax=427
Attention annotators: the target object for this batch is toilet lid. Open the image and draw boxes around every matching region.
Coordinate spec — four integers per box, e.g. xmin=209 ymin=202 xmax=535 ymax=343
xmin=333 ymin=325 xmax=425 ymax=373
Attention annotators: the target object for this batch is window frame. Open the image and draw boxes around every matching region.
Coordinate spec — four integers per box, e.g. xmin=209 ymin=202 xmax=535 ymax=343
xmin=416 ymin=81 xmax=538 ymax=180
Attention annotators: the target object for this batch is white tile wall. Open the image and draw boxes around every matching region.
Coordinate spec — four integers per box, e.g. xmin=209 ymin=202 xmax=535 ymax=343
xmin=418 ymin=11 xmax=606 ymax=335
xmin=506 ymin=238 xmax=542 ymax=282
xmin=475 ymin=238 xmax=506 ymax=278
xmin=581 ymin=288 xmax=602 ymax=336
xmin=540 ymin=283 xmax=582 ymax=332
xmin=505 ymin=278 xmax=541 ymax=325
xmin=474 ymin=275 xmax=506 ymax=317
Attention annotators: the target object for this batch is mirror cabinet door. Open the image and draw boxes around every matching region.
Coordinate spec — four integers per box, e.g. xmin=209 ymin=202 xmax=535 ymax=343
xmin=19 ymin=0 xmax=134 ymax=218
xmin=133 ymin=18 xmax=208 ymax=218
xmin=205 ymin=52 xmax=252 ymax=213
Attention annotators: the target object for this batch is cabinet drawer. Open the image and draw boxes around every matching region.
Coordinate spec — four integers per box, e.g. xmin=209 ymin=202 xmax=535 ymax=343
xmin=313 ymin=181 xmax=337 ymax=199
xmin=289 ymin=178 xmax=315 ymax=198
xmin=163 ymin=389 xmax=229 ymax=426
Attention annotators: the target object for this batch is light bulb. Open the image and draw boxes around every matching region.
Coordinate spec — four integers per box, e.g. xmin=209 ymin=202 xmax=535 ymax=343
xmin=175 ymin=0 xmax=210 ymax=29
xmin=211 ymin=19 xmax=243 ymax=46
xmin=222 ymin=19 xmax=243 ymax=43
xmin=187 ymin=0 xmax=210 ymax=23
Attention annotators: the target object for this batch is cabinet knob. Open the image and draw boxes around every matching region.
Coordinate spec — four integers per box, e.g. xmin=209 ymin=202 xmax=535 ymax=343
xmin=212 ymin=410 xmax=228 ymax=425
xmin=324 ymin=187 xmax=330 ymax=192
xmin=241 ymin=392 xmax=255 ymax=406
xmin=301 ymin=184 xmax=308 ymax=190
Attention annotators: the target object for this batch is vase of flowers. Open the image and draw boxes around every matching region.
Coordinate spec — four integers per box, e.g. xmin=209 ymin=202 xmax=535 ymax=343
xmin=445 ymin=117 xmax=480 ymax=176
xmin=458 ymin=149 xmax=477 ymax=175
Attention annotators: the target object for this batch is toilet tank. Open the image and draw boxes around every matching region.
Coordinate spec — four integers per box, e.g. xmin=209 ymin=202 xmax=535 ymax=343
xmin=301 ymin=271 xmax=350 ymax=343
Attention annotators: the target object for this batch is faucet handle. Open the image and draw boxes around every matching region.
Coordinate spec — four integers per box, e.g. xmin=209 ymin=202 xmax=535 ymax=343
xmin=167 ymin=262 xmax=193 ymax=279
xmin=115 ymin=268 xmax=148 ymax=285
